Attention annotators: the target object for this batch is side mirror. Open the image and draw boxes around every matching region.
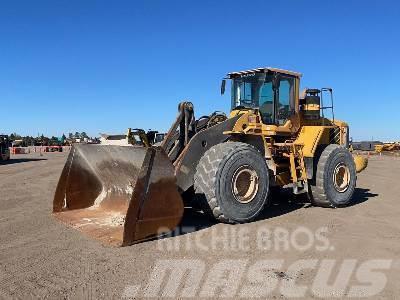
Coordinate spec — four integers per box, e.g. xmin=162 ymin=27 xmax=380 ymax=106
xmin=220 ymin=79 xmax=226 ymax=95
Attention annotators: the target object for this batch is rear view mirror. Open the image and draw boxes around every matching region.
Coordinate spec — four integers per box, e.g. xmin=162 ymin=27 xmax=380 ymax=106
xmin=220 ymin=79 xmax=226 ymax=95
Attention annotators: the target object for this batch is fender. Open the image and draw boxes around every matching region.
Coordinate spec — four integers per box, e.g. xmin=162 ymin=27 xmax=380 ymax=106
xmin=174 ymin=115 xmax=240 ymax=192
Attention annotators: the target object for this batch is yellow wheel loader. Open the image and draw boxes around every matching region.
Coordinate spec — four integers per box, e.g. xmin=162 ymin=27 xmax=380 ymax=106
xmin=375 ymin=142 xmax=400 ymax=153
xmin=53 ymin=67 xmax=368 ymax=246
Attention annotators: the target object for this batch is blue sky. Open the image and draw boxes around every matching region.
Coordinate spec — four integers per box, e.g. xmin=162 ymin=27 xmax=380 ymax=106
xmin=0 ymin=0 xmax=399 ymax=141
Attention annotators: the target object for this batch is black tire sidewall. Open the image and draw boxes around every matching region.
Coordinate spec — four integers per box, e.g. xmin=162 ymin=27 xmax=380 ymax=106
xmin=323 ymin=148 xmax=356 ymax=206
xmin=216 ymin=146 xmax=269 ymax=222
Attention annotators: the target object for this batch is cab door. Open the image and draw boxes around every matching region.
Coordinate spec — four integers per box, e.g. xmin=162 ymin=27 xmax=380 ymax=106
xmin=274 ymin=74 xmax=296 ymax=126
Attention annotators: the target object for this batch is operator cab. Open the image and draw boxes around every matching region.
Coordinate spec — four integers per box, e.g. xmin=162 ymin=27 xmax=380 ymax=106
xmin=224 ymin=67 xmax=301 ymax=126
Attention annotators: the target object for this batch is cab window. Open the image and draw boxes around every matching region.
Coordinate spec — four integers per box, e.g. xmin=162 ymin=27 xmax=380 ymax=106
xmin=277 ymin=76 xmax=295 ymax=125
xmin=231 ymin=73 xmax=295 ymax=125
xmin=259 ymin=81 xmax=274 ymax=124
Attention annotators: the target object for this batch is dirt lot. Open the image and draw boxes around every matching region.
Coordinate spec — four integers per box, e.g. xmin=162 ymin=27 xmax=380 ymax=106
xmin=0 ymin=152 xmax=399 ymax=299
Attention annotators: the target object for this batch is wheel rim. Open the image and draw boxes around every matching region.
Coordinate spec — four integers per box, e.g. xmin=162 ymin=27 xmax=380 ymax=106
xmin=332 ymin=163 xmax=350 ymax=193
xmin=231 ymin=165 xmax=259 ymax=203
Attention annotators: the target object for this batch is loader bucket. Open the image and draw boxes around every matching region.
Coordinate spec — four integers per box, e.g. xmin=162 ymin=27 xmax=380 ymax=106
xmin=53 ymin=144 xmax=184 ymax=247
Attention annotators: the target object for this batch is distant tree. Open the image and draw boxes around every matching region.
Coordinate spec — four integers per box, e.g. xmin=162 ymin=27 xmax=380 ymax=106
xmin=80 ymin=132 xmax=88 ymax=139
xmin=9 ymin=133 xmax=21 ymax=141
xmin=37 ymin=134 xmax=50 ymax=146
xmin=74 ymin=132 xmax=80 ymax=139
xmin=22 ymin=136 xmax=35 ymax=146
xmin=68 ymin=133 xmax=74 ymax=139
xmin=49 ymin=136 xmax=58 ymax=146
xmin=42 ymin=136 xmax=50 ymax=146
xmin=61 ymin=134 xmax=66 ymax=145
xmin=34 ymin=136 xmax=43 ymax=146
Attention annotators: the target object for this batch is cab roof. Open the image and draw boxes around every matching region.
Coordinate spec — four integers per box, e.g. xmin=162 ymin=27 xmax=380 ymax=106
xmin=227 ymin=67 xmax=302 ymax=79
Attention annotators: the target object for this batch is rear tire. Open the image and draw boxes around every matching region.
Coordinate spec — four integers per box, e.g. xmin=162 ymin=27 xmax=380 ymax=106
xmin=194 ymin=142 xmax=269 ymax=223
xmin=310 ymin=144 xmax=356 ymax=207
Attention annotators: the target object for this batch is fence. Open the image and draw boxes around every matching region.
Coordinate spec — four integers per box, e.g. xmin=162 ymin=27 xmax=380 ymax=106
xmin=10 ymin=146 xmax=72 ymax=154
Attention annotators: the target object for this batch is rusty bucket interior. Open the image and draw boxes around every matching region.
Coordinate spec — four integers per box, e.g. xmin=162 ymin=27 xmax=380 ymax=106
xmin=53 ymin=144 xmax=184 ymax=246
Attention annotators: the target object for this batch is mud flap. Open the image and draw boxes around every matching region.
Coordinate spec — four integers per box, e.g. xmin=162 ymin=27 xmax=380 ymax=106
xmin=53 ymin=144 xmax=184 ymax=246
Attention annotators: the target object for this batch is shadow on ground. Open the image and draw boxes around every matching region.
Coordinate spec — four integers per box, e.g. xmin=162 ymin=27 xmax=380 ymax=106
xmin=158 ymin=187 xmax=378 ymax=240
xmin=0 ymin=158 xmax=47 ymax=165
xmin=348 ymin=188 xmax=378 ymax=206
xmin=257 ymin=188 xmax=309 ymax=220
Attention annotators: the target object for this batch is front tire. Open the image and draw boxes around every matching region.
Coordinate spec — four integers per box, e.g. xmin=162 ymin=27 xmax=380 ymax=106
xmin=194 ymin=142 xmax=269 ymax=223
xmin=310 ymin=144 xmax=356 ymax=207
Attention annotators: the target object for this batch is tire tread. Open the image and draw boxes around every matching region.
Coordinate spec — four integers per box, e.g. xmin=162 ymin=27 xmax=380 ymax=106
xmin=194 ymin=142 xmax=256 ymax=223
xmin=310 ymin=144 xmax=354 ymax=207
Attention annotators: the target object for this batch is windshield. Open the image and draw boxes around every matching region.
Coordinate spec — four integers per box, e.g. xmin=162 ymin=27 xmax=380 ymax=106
xmin=231 ymin=73 xmax=275 ymax=123
xmin=231 ymin=73 xmax=295 ymax=125
xmin=231 ymin=73 xmax=273 ymax=109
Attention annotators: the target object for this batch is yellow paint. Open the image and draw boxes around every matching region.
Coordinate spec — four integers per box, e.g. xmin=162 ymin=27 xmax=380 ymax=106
xmin=375 ymin=143 xmax=400 ymax=153
xmin=223 ymin=68 xmax=367 ymax=187
xmin=294 ymin=126 xmax=325 ymax=157
xmin=353 ymin=155 xmax=368 ymax=173
xmin=289 ymin=152 xmax=297 ymax=182
xmin=275 ymin=171 xmax=291 ymax=186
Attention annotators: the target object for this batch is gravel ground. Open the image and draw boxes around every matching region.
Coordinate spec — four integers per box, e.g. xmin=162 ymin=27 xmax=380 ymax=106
xmin=0 ymin=152 xmax=399 ymax=299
